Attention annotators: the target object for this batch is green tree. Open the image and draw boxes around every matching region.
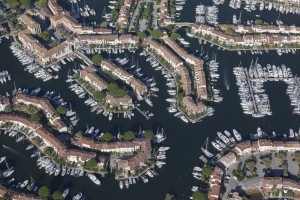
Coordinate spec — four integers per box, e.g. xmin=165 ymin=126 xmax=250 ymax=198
xmin=150 ymin=29 xmax=163 ymax=39
xmin=138 ymin=32 xmax=146 ymax=41
xmin=38 ymin=31 xmax=50 ymax=41
xmin=52 ymin=191 xmax=63 ymax=200
xmin=144 ymin=130 xmax=154 ymax=140
xmin=255 ymin=19 xmax=263 ymax=25
xmin=56 ymin=106 xmax=67 ymax=115
xmin=20 ymin=0 xmax=31 ymax=7
xmin=174 ymin=93 xmax=184 ymax=101
xmin=38 ymin=186 xmax=50 ymax=198
xmin=123 ymin=131 xmax=135 ymax=141
xmin=94 ymin=91 xmax=105 ymax=102
xmin=192 ymin=191 xmax=207 ymax=200
xmin=7 ymin=0 xmax=19 ymax=8
xmin=39 ymin=0 xmax=47 ymax=7
xmin=74 ymin=131 xmax=82 ymax=138
xmin=107 ymin=83 xmax=126 ymax=97
xmin=92 ymin=54 xmax=103 ymax=64
xmin=50 ymin=40 xmax=61 ymax=48
xmin=84 ymin=159 xmax=97 ymax=170
xmin=31 ymin=111 xmax=42 ymax=121
xmin=202 ymin=166 xmax=213 ymax=177
xmin=170 ymin=33 xmax=181 ymax=40
xmin=165 ymin=193 xmax=175 ymax=200
xmin=100 ymin=21 xmax=108 ymax=28
xmin=102 ymin=132 xmax=113 ymax=142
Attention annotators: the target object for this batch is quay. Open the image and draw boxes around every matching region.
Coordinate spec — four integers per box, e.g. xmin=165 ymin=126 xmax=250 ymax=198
xmin=74 ymin=50 xmax=93 ymax=66
xmin=135 ymin=106 xmax=150 ymax=120
xmin=244 ymin=69 xmax=258 ymax=113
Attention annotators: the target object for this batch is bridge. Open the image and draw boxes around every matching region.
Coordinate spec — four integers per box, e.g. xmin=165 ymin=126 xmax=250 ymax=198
xmin=74 ymin=50 xmax=93 ymax=66
xmin=172 ymin=22 xmax=194 ymax=27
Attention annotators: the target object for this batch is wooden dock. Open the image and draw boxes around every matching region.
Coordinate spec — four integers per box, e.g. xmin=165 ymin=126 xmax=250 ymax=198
xmin=244 ymin=69 xmax=258 ymax=113
xmin=136 ymin=106 xmax=150 ymax=120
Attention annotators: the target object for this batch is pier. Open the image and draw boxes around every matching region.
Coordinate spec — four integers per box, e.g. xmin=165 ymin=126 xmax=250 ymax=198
xmin=136 ymin=106 xmax=150 ymax=120
xmin=244 ymin=69 xmax=258 ymax=113
xmin=74 ymin=50 xmax=93 ymax=66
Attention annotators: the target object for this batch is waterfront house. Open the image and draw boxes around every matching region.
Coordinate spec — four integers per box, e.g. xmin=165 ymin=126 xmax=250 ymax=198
xmin=80 ymin=66 xmax=108 ymax=91
xmin=12 ymin=93 xmax=67 ymax=132
xmin=208 ymin=167 xmax=223 ymax=200
xmin=218 ymin=152 xmax=237 ymax=169
xmin=0 ymin=97 xmax=10 ymax=112
xmin=18 ymin=14 xmax=41 ymax=35
xmin=17 ymin=31 xmax=73 ymax=65
xmin=182 ymin=96 xmax=206 ymax=116
xmin=105 ymin=93 xmax=133 ymax=109
xmin=0 ymin=114 xmax=96 ymax=165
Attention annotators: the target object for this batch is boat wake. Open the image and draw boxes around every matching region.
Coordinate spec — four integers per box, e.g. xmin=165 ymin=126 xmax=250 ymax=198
xmin=2 ymin=145 xmax=25 ymax=158
xmin=224 ymin=67 xmax=230 ymax=91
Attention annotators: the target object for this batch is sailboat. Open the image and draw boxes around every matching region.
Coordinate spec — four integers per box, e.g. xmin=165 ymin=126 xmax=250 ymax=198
xmin=154 ymin=127 xmax=166 ymax=143
xmin=201 ymin=137 xmax=214 ymax=158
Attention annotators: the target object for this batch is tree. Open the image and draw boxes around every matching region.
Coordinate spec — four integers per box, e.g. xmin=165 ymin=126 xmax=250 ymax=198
xmin=31 ymin=111 xmax=41 ymax=121
xmin=50 ymin=40 xmax=61 ymax=48
xmin=38 ymin=186 xmax=50 ymax=198
xmin=94 ymin=91 xmax=105 ymax=102
xmin=123 ymin=131 xmax=135 ymax=141
xmin=7 ymin=0 xmax=19 ymax=8
xmin=74 ymin=131 xmax=82 ymax=138
xmin=150 ymin=29 xmax=163 ymax=39
xmin=102 ymin=132 xmax=113 ymax=142
xmin=171 ymin=33 xmax=181 ymax=40
xmin=92 ymin=55 xmax=103 ymax=64
xmin=38 ymin=31 xmax=50 ymax=42
xmin=174 ymin=93 xmax=184 ymax=101
xmin=144 ymin=130 xmax=154 ymax=140
xmin=100 ymin=21 xmax=107 ymax=28
xmin=165 ymin=193 xmax=175 ymax=200
xmin=84 ymin=159 xmax=97 ymax=170
xmin=255 ymin=19 xmax=263 ymax=25
xmin=39 ymin=0 xmax=47 ymax=8
xmin=52 ymin=191 xmax=63 ymax=200
xmin=56 ymin=106 xmax=67 ymax=115
xmin=138 ymin=32 xmax=146 ymax=41
xmin=202 ymin=166 xmax=213 ymax=177
xmin=192 ymin=191 xmax=207 ymax=200
xmin=107 ymin=83 xmax=126 ymax=97
xmin=20 ymin=0 xmax=31 ymax=7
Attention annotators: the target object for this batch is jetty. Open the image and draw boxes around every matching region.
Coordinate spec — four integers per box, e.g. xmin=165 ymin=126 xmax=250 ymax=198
xmin=136 ymin=106 xmax=150 ymax=120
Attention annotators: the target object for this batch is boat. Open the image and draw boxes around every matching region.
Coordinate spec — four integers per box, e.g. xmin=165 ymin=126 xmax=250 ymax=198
xmin=201 ymin=137 xmax=214 ymax=157
xmin=0 ymin=156 xmax=6 ymax=163
xmin=233 ymin=129 xmax=242 ymax=141
xmin=20 ymin=180 xmax=29 ymax=189
xmin=62 ymin=188 xmax=69 ymax=198
xmin=119 ymin=181 xmax=124 ymax=190
xmin=211 ymin=141 xmax=222 ymax=151
xmin=72 ymin=193 xmax=82 ymax=200
xmin=224 ymin=130 xmax=236 ymax=143
xmin=88 ymin=173 xmax=101 ymax=185
xmin=217 ymin=132 xmax=230 ymax=144
xmin=26 ymin=144 xmax=34 ymax=150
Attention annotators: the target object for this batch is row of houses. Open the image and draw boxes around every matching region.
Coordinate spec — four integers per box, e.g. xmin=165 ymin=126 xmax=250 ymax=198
xmin=17 ymin=31 xmax=73 ymax=65
xmin=191 ymin=24 xmax=300 ymax=48
xmin=162 ymin=36 xmax=207 ymax=100
xmin=116 ymin=0 xmax=133 ymax=28
xmin=71 ymin=136 xmax=152 ymax=173
xmin=48 ymin=0 xmax=112 ymax=35
xmin=12 ymin=93 xmax=67 ymax=132
xmin=18 ymin=13 xmax=41 ymax=35
xmin=219 ymin=24 xmax=300 ymax=35
xmin=0 ymin=114 xmax=96 ymax=165
xmin=208 ymin=167 xmax=223 ymax=200
xmin=0 ymin=184 xmax=44 ymax=200
xmin=159 ymin=0 xmax=173 ymax=26
xmin=76 ymin=34 xmax=139 ymax=48
xmin=100 ymin=60 xmax=148 ymax=100
xmin=144 ymin=39 xmax=207 ymax=117
xmin=79 ymin=66 xmax=133 ymax=109
xmin=262 ymin=177 xmax=300 ymax=199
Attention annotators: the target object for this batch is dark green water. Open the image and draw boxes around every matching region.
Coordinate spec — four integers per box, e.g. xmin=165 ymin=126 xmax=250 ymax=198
xmin=0 ymin=0 xmax=299 ymax=199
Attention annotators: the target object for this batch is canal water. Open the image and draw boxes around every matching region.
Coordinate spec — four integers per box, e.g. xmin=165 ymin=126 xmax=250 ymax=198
xmin=0 ymin=0 xmax=299 ymax=200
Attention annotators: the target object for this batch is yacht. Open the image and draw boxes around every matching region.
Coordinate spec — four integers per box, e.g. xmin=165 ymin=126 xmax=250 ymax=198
xmin=233 ymin=129 xmax=242 ymax=141
xmin=217 ymin=132 xmax=230 ymax=144
xmin=119 ymin=181 xmax=124 ymax=190
xmin=62 ymin=188 xmax=69 ymax=198
xmin=88 ymin=174 xmax=101 ymax=185
xmin=20 ymin=180 xmax=29 ymax=189
xmin=0 ymin=156 xmax=6 ymax=163
xmin=72 ymin=193 xmax=82 ymax=200
xmin=224 ymin=130 xmax=236 ymax=143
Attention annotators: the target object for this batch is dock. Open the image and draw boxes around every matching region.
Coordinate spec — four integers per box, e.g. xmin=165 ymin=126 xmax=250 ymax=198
xmin=74 ymin=50 xmax=93 ymax=66
xmin=136 ymin=106 xmax=150 ymax=120
xmin=244 ymin=69 xmax=258 ymax=113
